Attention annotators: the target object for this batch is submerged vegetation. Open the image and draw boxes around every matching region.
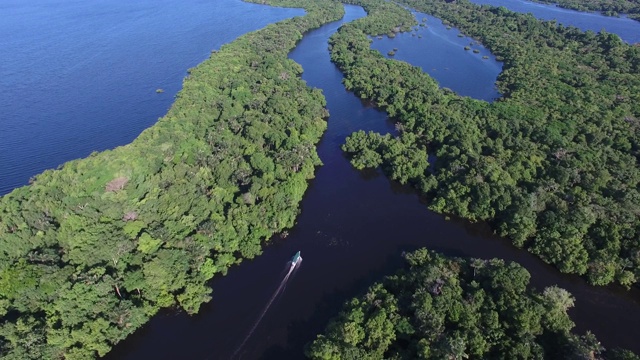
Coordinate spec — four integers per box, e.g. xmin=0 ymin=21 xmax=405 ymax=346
xmin=0 ymin=1 xmax=344 ymax=358
xmin=306 ymin=249 xmax=640 ymax=359
xmin=331 ymin=0 xmax=640 ymax=287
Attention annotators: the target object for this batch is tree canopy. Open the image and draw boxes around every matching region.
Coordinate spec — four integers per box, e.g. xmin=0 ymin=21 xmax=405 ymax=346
xmin=331 ymin=0 xmax=640 ymax=288
xmin=530 ymin=0 xmax=640 ymax=22
xmin=0 ymin=1 xmax=344 ymax=358
xmin=307 ymin=249 xmax=640 ymax=359
xmin=2 ymin=0 xmax=640 ymax=357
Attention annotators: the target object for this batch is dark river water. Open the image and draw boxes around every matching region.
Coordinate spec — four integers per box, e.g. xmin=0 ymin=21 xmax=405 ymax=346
xmin=2 ymin=0 xmax=640 ymax=358
xmin=107 ymin=4 xmax=640 ymax=360
xmin=0 ymin=0 xmax=303 ymax=196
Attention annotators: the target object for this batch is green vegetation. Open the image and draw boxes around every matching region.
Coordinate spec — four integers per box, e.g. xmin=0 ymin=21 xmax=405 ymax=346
xmin=331 ymin=0 xmax=640 ymax=287
xmin=531 ymin=0 xmax=640 ymax=22
xmin=2 ymin=0 xmax=639 ymax=358
xmin=341 ymin=0 xmax=416 ymax=34
xmin=306 ymin=249 xmax=639 ymax=359
xmin=0 ymin=1 xmax=344 ymax=358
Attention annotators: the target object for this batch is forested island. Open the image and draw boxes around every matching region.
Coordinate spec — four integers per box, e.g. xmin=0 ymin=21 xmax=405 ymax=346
xmin=0 ymin=1 xmax=343 ymax=358
xmin=332 ymin=0 xmax=640 ymax=287
xmin=530 ymin=0 xmax=640 ymax=21
xmin=1 ymin=0 xmax=640 ymax=358
xmin=307 ymin=249 xmax=640 ymax=359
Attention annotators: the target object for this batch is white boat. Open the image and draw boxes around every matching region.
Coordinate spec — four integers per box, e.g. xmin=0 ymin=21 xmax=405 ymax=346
xmin=291 ymin=251 xmax=302 ymax=267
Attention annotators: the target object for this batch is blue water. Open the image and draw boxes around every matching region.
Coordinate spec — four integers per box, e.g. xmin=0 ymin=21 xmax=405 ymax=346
xmin=370 ymin=12 xmax=503 ymax=102
xmin=470 ymin=0 xmax=640 ymax=43
xmin=0 ymin=0 xmax=303 ymax=196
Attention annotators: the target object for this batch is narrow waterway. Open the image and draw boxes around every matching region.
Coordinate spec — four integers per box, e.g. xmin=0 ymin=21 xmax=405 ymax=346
xmin=109 ymin=5 xmax=640 ymax=359
xmin=469 ymin=0 xmax=640 ymax=43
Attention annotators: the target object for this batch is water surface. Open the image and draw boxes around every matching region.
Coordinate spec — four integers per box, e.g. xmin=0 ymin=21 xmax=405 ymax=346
xmin=469 ymin=0 xmax=640 ymax=43
xmin=370 ymin=12 xmax=502 ymax=102
xmin=0 ymin=0 xmax=304 ymax=195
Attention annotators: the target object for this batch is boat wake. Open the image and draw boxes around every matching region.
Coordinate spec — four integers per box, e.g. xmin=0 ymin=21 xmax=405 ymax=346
xmin=230 ymin=252 xmax=302 ymax=359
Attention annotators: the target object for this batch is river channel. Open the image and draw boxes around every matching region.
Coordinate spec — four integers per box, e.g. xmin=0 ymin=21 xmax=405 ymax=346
xmin=108 ymin=4 xmax=640 ymax=359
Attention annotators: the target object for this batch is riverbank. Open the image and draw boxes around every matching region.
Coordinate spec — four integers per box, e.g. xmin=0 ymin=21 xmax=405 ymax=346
xmin=335 ymin=0 xmax=640 ymax=290
xmin=0 ymin=1 xmax=343 ymax=358
xmin=330 ymin=0 xmax=640 ymax=350
xmin=469 ymin=0 xmax=640 ymax=44
xmin=0 ymin=0 xmax=306 ymax=197
xmin=529 ymin=0 xmax=640 ymax=22
xmin=3 ymin=0 xmax=640 ymax=358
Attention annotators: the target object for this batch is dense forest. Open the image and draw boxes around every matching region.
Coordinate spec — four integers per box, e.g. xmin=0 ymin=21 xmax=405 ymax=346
xmin=306 ymin=249 xmax=640 ymax=359
xmin=0 ymin=1 xmax=343 ymax=358
xmin=3 ymin=0 xmax=640 ymax=358
xmin=531 ymin=0 xmax=640 ymax=22
xmin=331 ymin=0 xmax=640 ymax=287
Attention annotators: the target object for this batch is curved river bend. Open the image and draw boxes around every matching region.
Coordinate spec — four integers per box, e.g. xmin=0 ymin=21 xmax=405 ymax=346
xmin=109 ymin=5 xmax=640 ymax=359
